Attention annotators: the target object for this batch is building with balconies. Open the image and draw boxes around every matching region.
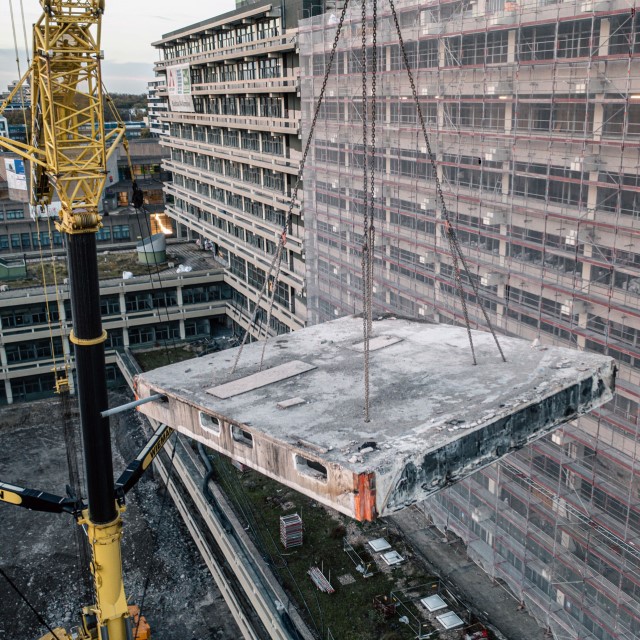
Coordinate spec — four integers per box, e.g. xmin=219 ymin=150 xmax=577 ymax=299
xmin=0 ymin=139 xmax=172 ymax=257
xmin=147 ymin=79 xmax=169 ymax=137
xmin=0 ymin=245 xmax=231 ymax=404
xmin=151 ymin=1 xmax=317 ymax=337
xmin=300 ymin=1 xmax=640 ymax=638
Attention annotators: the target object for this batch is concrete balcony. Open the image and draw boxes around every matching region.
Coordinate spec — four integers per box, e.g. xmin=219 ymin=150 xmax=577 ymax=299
xmin=165 ymin=160 xmax=300 ymax=215
xmin=190 ymin=76 xmax=298 ymax=96
xmin=162 ymin=110 xmax=300 ymax=135
xmin=154 ymin=33 xmax=297 ymax=71
xmin=163 ymin=136 xmax=301 ymax=175
xmin=164 ymin=200 xmax=304 ymax=284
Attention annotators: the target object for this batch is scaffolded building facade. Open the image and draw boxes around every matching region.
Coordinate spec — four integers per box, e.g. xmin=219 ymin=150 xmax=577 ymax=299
xmin=152 ymin=2 xmax=307 ymax=337
xmin=300 ymin=1 xmax=640 ymax=638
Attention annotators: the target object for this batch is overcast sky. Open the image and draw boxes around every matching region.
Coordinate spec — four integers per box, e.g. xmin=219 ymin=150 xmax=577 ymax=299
xmin=0 ymin=0 xmax=236 ymax=93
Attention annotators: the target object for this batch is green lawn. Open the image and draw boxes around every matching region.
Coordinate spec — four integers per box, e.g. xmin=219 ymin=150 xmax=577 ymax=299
xmin=134 ymin=346 xmax=196 ymax=371
xmin=209 ymin=454 xmax=442 ymax=640
xmin=9 ymin=251 xmax=157 ymax=289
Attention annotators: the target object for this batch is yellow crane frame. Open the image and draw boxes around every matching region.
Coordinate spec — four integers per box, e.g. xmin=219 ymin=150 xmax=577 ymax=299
xmin=0 ymin=2 xmax=135 ymax=639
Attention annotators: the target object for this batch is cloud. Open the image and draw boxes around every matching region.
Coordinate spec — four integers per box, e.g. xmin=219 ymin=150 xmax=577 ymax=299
xmin=102 ymin=61 xmax=156 ymax=93
xmin=0 ymin=50 xmax=154 ymax=95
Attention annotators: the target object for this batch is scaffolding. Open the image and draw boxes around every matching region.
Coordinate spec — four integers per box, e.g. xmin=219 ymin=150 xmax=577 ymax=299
xmin=299 ymin=1 xmax=640 ymax=639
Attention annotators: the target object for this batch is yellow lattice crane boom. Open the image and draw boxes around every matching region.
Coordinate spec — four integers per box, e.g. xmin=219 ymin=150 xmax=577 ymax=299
xmin=0 ymin=2 xmax=143 ymax=639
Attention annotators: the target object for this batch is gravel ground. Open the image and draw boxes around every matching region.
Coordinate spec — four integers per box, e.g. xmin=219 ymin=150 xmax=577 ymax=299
xmin=0 ymin=393 xmax=240 ymax=640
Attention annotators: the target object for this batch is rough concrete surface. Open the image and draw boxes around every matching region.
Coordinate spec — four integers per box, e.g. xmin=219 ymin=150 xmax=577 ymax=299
xmin=136 ymin=315 xmax=615 ymax=519
xmin=0 ymin=393 xmax=239 ymax=640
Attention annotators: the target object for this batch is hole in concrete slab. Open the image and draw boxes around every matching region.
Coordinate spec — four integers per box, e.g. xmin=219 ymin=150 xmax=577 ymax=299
xmin=199 ymin=412 xmax=220 ymax=436
xmin=231 ymin=425 xmax=253 ymax=447
xmin=294 ymin=454 xmax=328 ymax=482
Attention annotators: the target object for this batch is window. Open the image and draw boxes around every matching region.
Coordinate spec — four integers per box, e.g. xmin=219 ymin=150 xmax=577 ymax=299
xmin=125 ymin=292 xmax=152 ymax=312
xmin=236 ymin=26 xmax=253 ymax=44
xmin=101 ymin=295 xmax=120 ymax=316
xmin=238 ymin=62 xmax=256 ymax=80
xmin=106 ymin=328 xmax=124 ymax=348
xmin=262 ymin=135 xmax=283 ymax=155
xmin=112 ymin=225 xmax=130 ymax=240
xmin=239 ymin=97 xmax=257 ymax=116
xmin=199 ymin=412 xmax=220 ymax=435
xmin=96 ymin=227 xmax=112 ymax=242
xmin=257 ymin=18 xmax=279 ymax=39
xmin=260 ymin=97 xmax=282 ymax=118
xmin=294 ymin=455 xmax=328 ymax=482
xmin=231 ymin=425 xmax=253 ymax=447
xmin=259 ymin=58 xmax=280 ymax=79
xmin=150 ymin=214 xmax=173 ymax=235
xmin=6 ymin=209 xmax=24 ymax=220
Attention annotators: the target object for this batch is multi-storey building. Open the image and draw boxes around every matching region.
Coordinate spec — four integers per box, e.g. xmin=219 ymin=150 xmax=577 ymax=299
xmin=300 ymin=1 xmax=640 ymax=638
xmin=0 ymin=246 xmax=230 ymax=404
xmin=147 ymin=79 xmax=169 ymax=137
xmin=0 ymin=139 xmax=171 ymax=257
xmin=151 ymin=1 xmax=310 ymax=337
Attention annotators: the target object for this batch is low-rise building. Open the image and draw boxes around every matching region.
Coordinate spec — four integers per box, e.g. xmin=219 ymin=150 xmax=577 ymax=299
xmin=0 ymin=244 xmax=231 ymax=404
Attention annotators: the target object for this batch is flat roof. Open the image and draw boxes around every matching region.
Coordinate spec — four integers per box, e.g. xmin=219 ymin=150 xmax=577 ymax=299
xmin=153 ymin=2 xmax=274 ymax=46
xmin=136 ymin=315 xmax=615 ymax=520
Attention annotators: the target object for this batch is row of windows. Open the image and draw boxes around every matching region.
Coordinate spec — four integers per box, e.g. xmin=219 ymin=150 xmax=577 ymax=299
xmin=1 ymin=284 xmax=230 ymax=330
xmin=308 ymin=15 xmax=640 ymax=76
xmin=171 ymin=149 xmax=286 ymax=190
xmin=163 ymin=17 xmax=280 ymax=59
xmin=313 ymin=98 xmax=640 ymax=139
xmin=170 ymin=124 xmax=284 ymax=154
xmin=0 ymin=209 xmax=25 ymax=221
xmin=190 ymin=59 xmax=283 ymax=85
xmin=317 ymin=157 xmax=640 ymax=219
xmin=0 ymin=231 xmax=63 ymax=251
xmin=0 ymin=225 xmax=132 ymax=253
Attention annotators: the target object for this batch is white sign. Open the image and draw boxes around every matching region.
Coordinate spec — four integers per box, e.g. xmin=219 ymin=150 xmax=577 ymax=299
xmin=166 ymin=64 xmax=194 ymax=113
xmin=29 ymin=201 xmax=63 ymax=220
xmin=5 ymin=158 xmax=27 ymax=191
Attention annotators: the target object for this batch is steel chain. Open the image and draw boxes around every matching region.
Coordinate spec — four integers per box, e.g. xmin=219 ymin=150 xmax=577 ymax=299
xmin=231 ymin=0 xmax=351 ymax=374
xmin=360 ymin=0 xmax=371 ymax=421
xmin=388 ymin=0 xmax=506 ymax=363
xmin=369 ymin=0 xmax=377 ymax=340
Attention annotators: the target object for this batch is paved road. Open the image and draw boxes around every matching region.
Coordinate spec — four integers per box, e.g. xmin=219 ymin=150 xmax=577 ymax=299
xmin=390 ymin=506 xmax=548 ymax=640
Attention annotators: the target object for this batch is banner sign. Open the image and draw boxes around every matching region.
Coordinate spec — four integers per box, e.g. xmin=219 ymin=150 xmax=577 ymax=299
xmin=5 ymin=158 xmax=27 ymax=191
xmin=167 ymin=64 xmax=194 ymax=113
xmin=29 ymin=201 xmax=63 ymax=220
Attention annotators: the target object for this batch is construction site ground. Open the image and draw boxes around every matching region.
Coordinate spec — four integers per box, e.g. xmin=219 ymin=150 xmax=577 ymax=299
xmin=389 ymin=508 xmax=547 ymax=640
xmin=207 ymin=452 xmax=546 ymax=640
xmin=0 ymin=394 xmax=239 ymax=640
xmin=0 ymin=382 xmax=547 ymax=640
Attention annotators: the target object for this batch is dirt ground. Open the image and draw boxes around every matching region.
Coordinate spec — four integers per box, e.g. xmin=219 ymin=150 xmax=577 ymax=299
xmin=0 ymin=392 xmax=240 ymax=640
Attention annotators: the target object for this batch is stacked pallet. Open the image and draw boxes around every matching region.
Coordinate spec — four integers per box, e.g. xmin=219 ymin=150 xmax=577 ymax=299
xmin=308 ymin=566 xmax=335 ymax=594
xmin=280 ymin=513 xmax=303 ymax=549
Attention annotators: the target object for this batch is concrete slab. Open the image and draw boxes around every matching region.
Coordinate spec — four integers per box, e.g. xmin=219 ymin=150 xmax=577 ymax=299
xmin=134 ymin=316 xmax=616 ymax=521
xmin=368 ymin=538 xmax=391 ymax=552
xmin=437 ymin=611 xmax=464 ymax=630
xmin=421 ymin=594 xmax=447 ymax=612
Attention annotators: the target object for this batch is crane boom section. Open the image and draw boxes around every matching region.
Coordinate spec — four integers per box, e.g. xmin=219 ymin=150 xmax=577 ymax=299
xmin=31 ymin=0 xmax=116 ymax=233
